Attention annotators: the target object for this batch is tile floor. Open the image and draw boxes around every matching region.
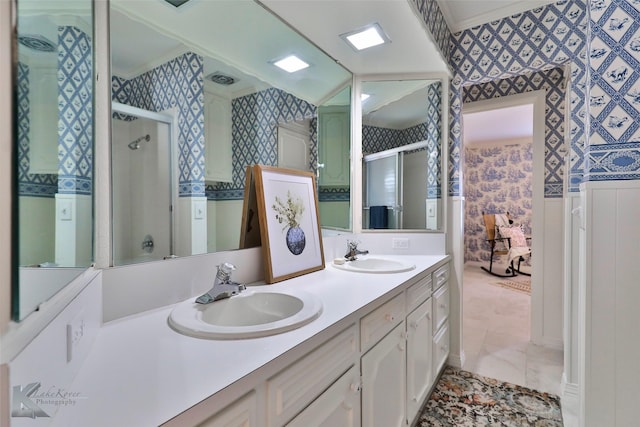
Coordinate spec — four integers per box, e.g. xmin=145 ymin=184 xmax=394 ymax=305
xmin=461 ymin=262 xmax=564 ymax=396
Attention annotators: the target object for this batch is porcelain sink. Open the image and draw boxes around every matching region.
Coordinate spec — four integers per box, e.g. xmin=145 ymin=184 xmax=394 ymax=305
xmin=168 ymin=290 xmax=323 ymax=339
xmin=333 ymin=257 xmax=415 ymax=274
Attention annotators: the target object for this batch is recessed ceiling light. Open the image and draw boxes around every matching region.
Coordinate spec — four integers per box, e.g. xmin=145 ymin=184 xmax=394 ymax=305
xmin=341 ymin=23 xmax=390 ymax=51
xmin=361 ymin=94 xmax=371 ymax=102
xmin=273 ymin=55 xmax=310 ymax=73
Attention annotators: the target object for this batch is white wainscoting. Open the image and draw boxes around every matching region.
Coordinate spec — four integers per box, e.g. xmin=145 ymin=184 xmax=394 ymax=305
xmin=579 ymin=181 xmax=640 ymax=427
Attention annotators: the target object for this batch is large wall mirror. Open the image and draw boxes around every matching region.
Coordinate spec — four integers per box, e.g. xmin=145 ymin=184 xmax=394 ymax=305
xmin=14 ymin=0 xmax=94 ymax=320
xmin=109 ymin=0 xmax=352 ymax=265
xmin=360 ymin=78 xmax=444 ymax=232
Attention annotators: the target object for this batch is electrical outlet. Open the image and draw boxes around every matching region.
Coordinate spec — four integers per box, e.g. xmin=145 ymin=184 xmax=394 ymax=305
xmin=392 ymin=238 xmax=409 ymax=249
xmin=66 ymin=310 xmax=86 ymax=362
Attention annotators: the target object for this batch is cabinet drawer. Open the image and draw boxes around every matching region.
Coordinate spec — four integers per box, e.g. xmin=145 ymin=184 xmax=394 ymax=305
xmin=198 ymin=391 xmax=257 ymax=427
xmin=433 ymin=263 xmax=449 ymax=290
xmin=433 ymin=282 xmax=449 ymax=333
xmin=433 ymin=322 xmax=449 ymax=375
xmin=286 ymin=366 xmax=360 ymax=427
xmin=360 ymin=293 xmax=405 ymax=352
xmin=406 ymin=275 xmax=432 ymax=313
xmin=268 ymin=325 xmax=357 ymax=427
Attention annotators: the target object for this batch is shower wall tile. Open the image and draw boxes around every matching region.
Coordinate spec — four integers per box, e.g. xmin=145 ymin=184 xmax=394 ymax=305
xmin=17 ymin=62 xmax=58 ymax=197
xmin=447 ymin=0 xmax=588 ymax=195
xmin=463 ymin=69 xmax=566 ymax=198
xmin=57 ymin=26 xmax=93 ymax=196
xmin=112 ymin=52 xmax=205 ymax=197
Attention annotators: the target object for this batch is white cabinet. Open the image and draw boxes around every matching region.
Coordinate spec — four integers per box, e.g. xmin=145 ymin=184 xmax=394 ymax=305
xmin=432 ymin=263 xmax=450 ymax=378
xmin=204 ymin=90 xmax=232 ymax=183
xmin=198 ymin=391 xmax=257 ymax=427
xmin=267 ymin=325 xmax=357 ymax=426
xmin=361 ymin=322 xmax=406 ymax=427
xmin=28 ymin=66 xmax=59 ymax=174
xmin=277 ymin=121 xmax=311 ymax=171
xmin=286 ymin=366 xmax=361 ymax=427
xmin=317 ymin=105 xmax=350 ymax=186
xmin=406 ymin=298 xmax=433 ymax=423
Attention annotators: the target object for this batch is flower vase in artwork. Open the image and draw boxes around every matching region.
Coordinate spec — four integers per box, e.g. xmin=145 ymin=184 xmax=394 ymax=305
xmin=286 ymin=226 xmax=306 ymax=255
xmin=273 ymin=191 xmax=306 ymax=256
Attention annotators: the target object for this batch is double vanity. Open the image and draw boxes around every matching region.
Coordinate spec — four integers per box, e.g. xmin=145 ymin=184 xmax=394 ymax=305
xmin=48 ymin=254 xmax=450 ymax=426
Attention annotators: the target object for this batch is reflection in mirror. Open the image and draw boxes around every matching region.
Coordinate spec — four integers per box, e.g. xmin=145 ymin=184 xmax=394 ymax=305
xmin=15 ymin=0 xmax=94 ymax=320
xmin=318 ymin=86 xmax=351 ymax=231
xmin=109 ymin=0 xmax=351 ymax=264
xmin=361 ymin=80 xmax=442 ymax=231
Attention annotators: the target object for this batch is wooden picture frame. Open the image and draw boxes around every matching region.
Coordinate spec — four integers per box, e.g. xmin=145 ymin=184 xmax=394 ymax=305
xmin=239 ymin=165 xmax=261 ymax=249
xmin=253 ymin=165 xmax=325 ymax=283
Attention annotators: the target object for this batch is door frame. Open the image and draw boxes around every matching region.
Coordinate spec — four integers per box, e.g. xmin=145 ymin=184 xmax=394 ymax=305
xmin=461 ymin=89 xmax=547 ymax=345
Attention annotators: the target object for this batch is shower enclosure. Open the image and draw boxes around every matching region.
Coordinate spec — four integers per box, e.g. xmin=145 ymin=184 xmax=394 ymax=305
xmin=111 ymin=102 xmax=176 ymax=264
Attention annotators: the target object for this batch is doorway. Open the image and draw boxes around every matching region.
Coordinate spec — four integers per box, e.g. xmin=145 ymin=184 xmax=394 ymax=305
xmin=460 ymin=90 xmax=556 ymax=388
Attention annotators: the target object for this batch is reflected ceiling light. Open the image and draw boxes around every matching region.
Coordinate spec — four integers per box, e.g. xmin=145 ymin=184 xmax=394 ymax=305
xmin=164 ymin=0 xmax=191 ymax=7
xmin=341 ymin=23 xmax=390 ymax=51
xmin=273 ymin=55 xmax=310 ymax=73
xmin=361 ymin=94 xmax=371 ymax=102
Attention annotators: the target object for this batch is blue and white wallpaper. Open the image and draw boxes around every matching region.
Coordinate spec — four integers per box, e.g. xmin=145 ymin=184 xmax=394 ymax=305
xmin=464 ymin=142 xmax=533 ymax=262
xmin=112 ymin=52 xmax=204 ymax=197
xmin=463 ymin=68 xmax=566 ymax=198
xmin=18 ymin=26 xmax=93 ymax=198
xmin=206 ymin=87 xmax=317 ymax=200
xmin=57 ymin=26 xmax=93 ymax=196
xmin=17 ymin=63 xmax=58 ymax=198
xmin=448 ymin=0 xmax=588 ymax=195
xmin=587 ymin=0 xmax=640 ymax=180
xmin=411 ymin=0 xmax=451 ymax=62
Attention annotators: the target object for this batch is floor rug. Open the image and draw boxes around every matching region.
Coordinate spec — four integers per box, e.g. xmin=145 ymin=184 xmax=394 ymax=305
xmin=490 ymin=278 xmax=531 ymax=295
xmin=417 ymin=366 xmax=563 ymax=426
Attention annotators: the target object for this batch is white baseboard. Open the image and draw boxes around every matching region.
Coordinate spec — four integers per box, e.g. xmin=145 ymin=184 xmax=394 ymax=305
xmin=447 ymin=350 xmax=465 ymax=369
xmin=561 ymin=373 xmax=580 ymax=427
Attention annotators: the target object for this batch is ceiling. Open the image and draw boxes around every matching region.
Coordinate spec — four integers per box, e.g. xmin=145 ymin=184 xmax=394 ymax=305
xmin=463 ymin=104 xmax=533 ymax=146
xmin=436 ymin=0 xmax=558 ymax=33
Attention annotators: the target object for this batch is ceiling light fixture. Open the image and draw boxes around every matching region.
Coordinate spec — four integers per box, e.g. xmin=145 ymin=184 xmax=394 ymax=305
xmin=273 ymin=55 xmax=310 ymax=73
xmin=361 ymin=94 xmax=371 ymax=102
xmin=341 ymin=23 xmax=390 ymax=51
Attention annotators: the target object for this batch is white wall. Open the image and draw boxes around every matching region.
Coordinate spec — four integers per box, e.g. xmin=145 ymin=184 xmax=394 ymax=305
xmin=18 ymin=197 xmax=55 ymax=266
xmin=207 ymin=199 xmax=243 ymax=252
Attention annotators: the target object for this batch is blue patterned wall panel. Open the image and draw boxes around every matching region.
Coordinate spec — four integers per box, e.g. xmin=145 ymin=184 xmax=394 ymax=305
xmin=113 ymin=52 xmax=205 ymax=197
xmin=587 ymin=0 xmax=640 ymax=180
xmin=411 ymin=0 xmax=452 ymax=63
xmin=463 ymin=68 xmax=566 ymax=198
xmin=17 ymin=62 xmax=58 ymax=197
xmin=206 ymin=88 xmax=316 ymax=200
xmin=464 ymin=142 xmax=533 ymax=262
xmin=57 ymin=26 xmax=93 ymax=195
xmin=448 ymin=0 xmax=588 ymax=195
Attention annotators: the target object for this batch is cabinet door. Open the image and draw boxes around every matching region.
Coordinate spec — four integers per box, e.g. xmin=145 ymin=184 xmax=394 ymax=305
xmin=318 ymin=106 xmax=350 ymax=186
xmin=406 ymin=298 xmax=433 ymax=423
xmin=286 ymin=366 xmax=360 ymax=427
xmin=198 ymin=391 xmax=257 ymax=427
xmin=361 ymin=322 xmax=406 ymax=427
xmin=204 ymin=90 xmax=232 ymax=183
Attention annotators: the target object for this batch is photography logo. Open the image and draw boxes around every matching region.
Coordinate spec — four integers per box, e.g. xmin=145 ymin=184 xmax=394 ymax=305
xmin=12 ymin=382 xmax=84 ymax=418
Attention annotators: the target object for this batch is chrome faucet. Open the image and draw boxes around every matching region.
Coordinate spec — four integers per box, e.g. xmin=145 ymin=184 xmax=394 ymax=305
xmin=345 ymin=240 xmax=369 ymax=261
xmin=195 ymin=262 xmax=246 ymax=304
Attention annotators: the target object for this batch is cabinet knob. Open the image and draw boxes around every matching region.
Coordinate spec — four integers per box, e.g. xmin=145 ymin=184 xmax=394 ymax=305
xmin=385 ymin=313 xmax=395 ymax=322
xmin=410 ymin=321 xmax=419 ymax=329
xmin=350 ymin=382 xmax=361 ymax=393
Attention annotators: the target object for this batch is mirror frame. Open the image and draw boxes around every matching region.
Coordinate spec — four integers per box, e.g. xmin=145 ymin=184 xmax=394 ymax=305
xmin=352 ymin=73 xmax=449 ymax=235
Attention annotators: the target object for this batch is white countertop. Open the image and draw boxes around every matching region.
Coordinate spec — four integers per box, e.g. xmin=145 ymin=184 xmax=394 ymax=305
xmin=51 ymin=255 xmax=448 ymax=427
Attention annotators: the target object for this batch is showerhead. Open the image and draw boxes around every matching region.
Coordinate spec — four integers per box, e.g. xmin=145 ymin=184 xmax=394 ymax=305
xmin=128 ymin=134 xmax=151 ymax=150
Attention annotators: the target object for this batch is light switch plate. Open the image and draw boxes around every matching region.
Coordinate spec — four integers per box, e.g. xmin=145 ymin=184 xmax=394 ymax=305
xmin=392 ymin=238 xmax=409 ymax=249
xmin=59 ymin=200 xmax=73 ymax=221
